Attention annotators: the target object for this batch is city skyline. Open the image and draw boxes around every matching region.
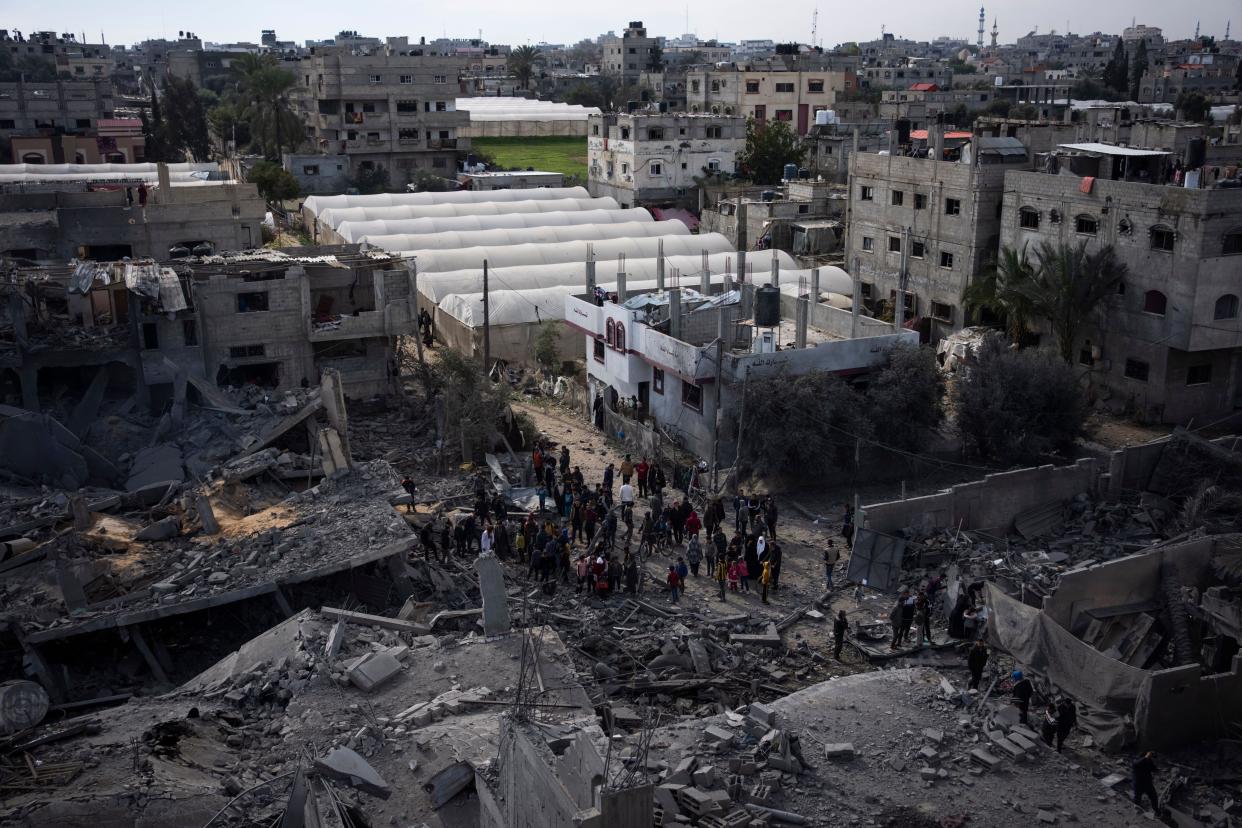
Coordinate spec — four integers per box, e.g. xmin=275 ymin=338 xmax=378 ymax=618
xmin=5 ymin=1 xmax=1235 ymax=49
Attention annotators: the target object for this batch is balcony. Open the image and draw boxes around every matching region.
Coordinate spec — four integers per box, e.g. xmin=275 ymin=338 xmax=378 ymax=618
xmin=308 ymin=304 xmax=415 ymax=342
xmin=426 ymin=138 xmax=458 ymax=150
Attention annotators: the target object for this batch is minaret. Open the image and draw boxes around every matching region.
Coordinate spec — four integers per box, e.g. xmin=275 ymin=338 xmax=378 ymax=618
xmin=990 ymin=18 xmax=998 ymax=48
xmin=1194 ymin=20 xmax=1200 ymax=39
xmin=977 ymin=6 xmax=986 ymax=49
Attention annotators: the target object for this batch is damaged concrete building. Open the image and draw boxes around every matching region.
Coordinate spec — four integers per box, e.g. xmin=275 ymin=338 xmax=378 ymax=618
xmin=854 ymin=430 xmax=1242 ymax=756
xmin=2 ymin=245 xmax=417 ymax=409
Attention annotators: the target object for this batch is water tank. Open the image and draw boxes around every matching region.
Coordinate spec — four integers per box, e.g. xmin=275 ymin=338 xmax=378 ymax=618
xmin=825 ymin=109 xmax=837 ymax=124
xmin=798 ymin=168 xmax=810 ymax=179
xmin=761 ymin=189 xmax=776 ymax=202
xmin=782 ymin=163 xmax=798 ymax=181
xmin=754 ymin=284 xmax=781 ymax=327
xmin=814 ymin=109 xmax=831 ymax=126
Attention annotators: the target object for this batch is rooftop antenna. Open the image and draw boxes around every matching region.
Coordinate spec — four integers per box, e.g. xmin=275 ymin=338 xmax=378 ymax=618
xmin=812 ymin=8 xmax=818 ymax=48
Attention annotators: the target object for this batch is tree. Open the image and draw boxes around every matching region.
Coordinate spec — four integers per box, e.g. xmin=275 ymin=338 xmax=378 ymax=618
xmin=351 ymin=164 xmax=392 ymax=195
xmin=1104 ymin=39 xmax=1129 ymax=96
xmin=736 ymin=119 xmax=805 ymax=185
xmin=509 ymin=45 xmax=543 ymax=91
xmin=982 ymin=241 xmax=1126 ymax=363
xmin=247 ymin=160 xmax=300 ymax=203
xmin=408 ymin=169 xmax=452 ymax=192
xmin=954 ymin=333 xmax=1087 ymax=464
xmin=208 ymin=101 xmax=250 ymax=153
xmin=161 ymin=75 xmax=211 ymax=160
xmin=1129 ymin=39 xmax=1148 ymax=101
xmin=1070 ymin=73 xmax=1123 ymax=102
xmin=419 ymin=348 xmax=514 ymax=461
xmin=565 ymin=81 xmax=606 ymax=109
xmin=864 ymin=343 xmax=945 ymax=451
xmin=646 ymin=44 xmax=664 ymax=72
xmin=142 ymin=89 xmax=169 ymax=162
xmin=1176 ymin=91 xmax=1212 ymax=123
xmin=533 ymin=322 xmax=562 ymax=373
xmin=964 ymin=245 xmax=1037 ymax=342
xmin=739 ymin=371 xmax=872 ymax=480
xmin=231 ymin=54 xmax=302 ymax=159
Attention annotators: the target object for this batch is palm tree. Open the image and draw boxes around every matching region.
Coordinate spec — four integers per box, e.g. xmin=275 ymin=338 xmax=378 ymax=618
xmin=509 ymin=45 xmax=542 ymax=90
xmin=970 ymin=241 xmax=1127 ymax=363
xmin=231 ymin=54 xmax=301 ymax=159
xmin=964 ymin=245 xmax=1037 ymax=342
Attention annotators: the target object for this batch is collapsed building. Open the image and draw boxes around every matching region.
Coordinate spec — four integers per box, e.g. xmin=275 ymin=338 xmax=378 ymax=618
xmin=853 ymin=430 xmax=1242 ymax=754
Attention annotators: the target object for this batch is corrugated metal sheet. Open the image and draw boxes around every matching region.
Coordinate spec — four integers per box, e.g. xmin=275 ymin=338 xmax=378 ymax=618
xmin=156 ymin=268 xmax=188 ymax=312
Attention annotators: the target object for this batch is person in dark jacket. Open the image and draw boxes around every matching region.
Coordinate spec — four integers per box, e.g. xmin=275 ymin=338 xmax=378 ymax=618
xmin=624 ymin=555 xmax=639 ymax=594
xmin=833 ymin=610 xmax=849 ymax=660
xmin=765 ymin=496 xmax=779 ymax=539
xmin=1133 ymin=751 xmax=1159 ymax=812
xmin=768 ymin=543 xmax=783 ymax=590
xmin=400 ymin=476 xmax=417 ymax=511
xmin=967 ymin=640 xmax=989 ymax=690
xmin=1055 ymin=698 xmax=1078 ymax=752
xmin=1011 ymin=670 xmax=1034 ymax=726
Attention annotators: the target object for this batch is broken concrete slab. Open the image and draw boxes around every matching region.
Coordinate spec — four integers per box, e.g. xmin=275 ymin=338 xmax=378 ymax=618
xmin=823 ymin=743 xmax=855 ymax=760
xmin=314 ymin=747 xmax=391 ymax=799
xmin=125 ymin=444 xmax=185 ymax=492
xmin=346 ymin=651 xmax=402 ymax=692
xmin=320 ymin=606 xmax=432 ymax=635
xmin=324 ymin=619 xmax=346 ymax=659
xmin=426 ymin=760 xmax=475 ymax=809
xmin=134 ymin=516 xmax=181 ymax=542
xmin=729 ymin=622 xmax=782 ymax=648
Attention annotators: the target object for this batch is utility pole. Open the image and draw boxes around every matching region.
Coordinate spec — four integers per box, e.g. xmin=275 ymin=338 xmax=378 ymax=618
xmin=711 ymin=307 xmax=726 ymax=490
xmin=407 ymin=258 xmax=424 ymax=364
xmin=482 ymin=258 xmax=491 ymax=375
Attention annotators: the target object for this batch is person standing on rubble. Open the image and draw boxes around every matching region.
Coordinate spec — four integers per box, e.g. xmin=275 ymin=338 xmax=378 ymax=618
xmin=1011 ymin=671 xmax=1034 ymax=726
xmin=760 ymin=558 xmax=773 ymax=604
xmin=603 ymin=463 xmax=615 ymax=494
xmin=915 ymin=592 xmax=933 ymax=646
xmin=624 ymin=554 xmax=639 ymax=594
xmin=541 ymin=533 xmax=559 ymax=583
xmin=619 ymin=477 xmax=635 ymax=511
xmin=733 ymin=489 xmax=746 ymax=533
xmin=833 ymin=610 xmax=849 ymax=660
xmin=823 ymin=541 xmax=840 ymax=590
xmin=559 ymin=445 xmax=570 ymax=475
xmin=667 ymin=564 xmax=682 ymax=603
xmin=636 ymin=457 xmax=650 ymax=497
xmin=841 ymin=508 xmax=855 ymax=548
xmin=769 ymin=543 xmax=783 ymax=590
xmin=715 ymin=555 xmax=729 ymax=601
xmin=495 ymin=520 xmax=511 ymax=559
xmin=401 ymin=476 xmax=417 ymax=512
xmin=453 ymin=517 xmax=468 ymax=558
xmin=765 ymin=496 xmax=779 ymax=539
xmin=743 ymin=536 xmax=759 ymax=593
xmin=685 ymin=507 xmax=701 ymax=540
xmin=1055 ymin=697 xmax=1077 ymax=752
xmin=480 ymin=524 xmax=494 ymax=556
xmin=1132 ymin=751 xmax=1160 ymax=813
xmin=559 ymin=538 xmax=572 ymax=585
xmin=712 ymin=527 xmax=727 ymax=573
xmin=890 ymin=589 xmax=911 ymax=649
xmin=608 ymin=555 xmax=622 ymax=593
xmin=967 ymin=640 xmax=989 ymax=690
xmin=686 ymin=534 xmax=703 ymax=576
xmin=620 ymin=454 xmax=634 ymax=485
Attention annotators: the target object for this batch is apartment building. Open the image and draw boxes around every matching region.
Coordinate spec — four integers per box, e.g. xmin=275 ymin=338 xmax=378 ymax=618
xmin=1001 ymin=167 xmax=1242 ymax=424
xmin=0 ymin=30 xmax=114 ymax=79
xmin=845 ymin=135 xmax=1029 ymax=342
xmin=289 ymin=41 xmax=470 ymax=187
xmin=601 ymin=22 xmax=661 ymax=86
xmin=684 ymin=62 xmax=855 ymax=134
xmin=587 ymin=113 xmax=745 ymax=207
xmin=1139 ymin=51 xmax=1241 ymax=105
xmin=879 ymin=84 xmax=997 ymax=128
xmin=857 ymin=60 xmax=954 ymax=91
xmin=0 ymin=79 xmax=134 ymax=164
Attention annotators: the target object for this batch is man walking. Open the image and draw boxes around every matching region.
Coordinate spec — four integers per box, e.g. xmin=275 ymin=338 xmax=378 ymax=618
xmin=760 ymin=558 xmax=772 ymax=604
xmin=1011 ymin=671 xmax=1034 ymax=726
xmin=1055 ymin=698 xmax=1077 ymax=753
xmin=715 ymin=555 xmax=728 ymax=601
xmin=667 ymin=565 xmax=682 ymax=603
xmin=833 ymin=610 xmax=849 ymax=660
xmin=967 ymin=640 xmax=989 ymax=690
xmin=1132 ymin=752 xmax=1160 ymax=813
xmin=620 ymin=454 xmax=634 ymax=485
xmin=823 ymin=541 xmax=840 ymax=590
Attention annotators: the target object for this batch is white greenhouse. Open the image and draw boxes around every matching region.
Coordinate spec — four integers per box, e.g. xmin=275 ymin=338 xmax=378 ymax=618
xmin=335 ymin=207 xmax=647 ymax=244
xmin=364 ymin=220 xmax=687 ymax=254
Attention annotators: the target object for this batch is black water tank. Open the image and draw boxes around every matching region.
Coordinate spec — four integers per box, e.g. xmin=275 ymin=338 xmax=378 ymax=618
xmin=755 ymin=284 xmax=781 ymax=327
xmin=896 ymin=118 xmax=911 ymax=145
xmin=1187 ymin=137 xmax=1206 ymax=170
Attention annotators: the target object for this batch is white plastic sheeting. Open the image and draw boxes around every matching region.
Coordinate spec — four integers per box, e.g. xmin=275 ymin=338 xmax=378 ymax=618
xmin=774 ymin=266 xmax=854 ymax=298
xmin=456 ymin=97 xmax=600 ymax=121
xmin=405 ymin=232 xmax=736 ymax=273
xmin=337 ymin=207 xmax=647 ymax=244
xmin=364 ymin=220 xmax=686 ymax=253
xmin=0 ymin=162 xmax=221 ymax=184
xmin=417 ymin=250 xmax=798 ymax=303
xmin=303 ymin=185 xmax=589 ymax=217
xmin=317 ymin=196 xmax=619 ymax=231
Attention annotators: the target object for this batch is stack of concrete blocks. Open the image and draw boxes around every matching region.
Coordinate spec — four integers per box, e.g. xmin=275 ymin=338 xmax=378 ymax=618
xmin=343 ymin=644 xmax=409 ymax=691
xmin=967 ymin=703 xmax=1045 ymax=772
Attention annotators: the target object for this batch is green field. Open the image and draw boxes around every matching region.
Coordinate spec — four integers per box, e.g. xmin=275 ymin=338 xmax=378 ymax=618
xmin=470 ymin=136 xmax=589 ymax=184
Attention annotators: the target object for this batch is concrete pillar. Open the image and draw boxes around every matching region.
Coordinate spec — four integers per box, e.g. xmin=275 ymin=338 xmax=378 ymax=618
xmin=585 ymin=257 xmax=597 ymax=294
xmin=476 ymin=552 xmax=511 ymax=636
xmin=700 ymin=249 xmax=710 ymax=295
xmin=770 ymin=252 xmax=780 ymax=287
xmin=669 ymin=287 xmax=683 ymax=341
xmin=795 ymin=297 xmax=809 ymax=349
xmin=655 ymin=238 xmax=665 ymax=290
xmin=736 ymin=200 xmax=748 ymax=284
xmin=851 ymin=256 xmax=861 ymax=339
xmin=615 ymin=256 xmax=627 ymax=302
xmin=810 ymin=268 xmax=821 ymax=303
xmin=156 ymin=162 xmax=171 ymax=198
xmin=933 ymin=122 xmax=945 ymax=162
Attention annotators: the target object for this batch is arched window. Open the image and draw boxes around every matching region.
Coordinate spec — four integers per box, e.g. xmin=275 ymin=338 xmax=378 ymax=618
xmin=605 ymin=318 xmax=615 ymax=347
xmin=614 ymin=325 xmax=626 ymax=352
xmin=1143 ymin=290 xmax=1167 ymax=315
xmin=1074 ymin=214 xmax=1098 ymax=235
xmin=1215 ymin=294 xmax=1240 ymax=320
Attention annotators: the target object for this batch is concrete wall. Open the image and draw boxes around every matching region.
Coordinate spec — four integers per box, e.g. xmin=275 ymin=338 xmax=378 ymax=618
xmin=460 ymin=119 xmax=588 ymax=138
xmin=862 ymin=457 xmax=1100 ymax=536
xmin=283 ymin=153 xmax=352 ymax=196
xmin=1136 ymin=655 xmax=1242 ymax=751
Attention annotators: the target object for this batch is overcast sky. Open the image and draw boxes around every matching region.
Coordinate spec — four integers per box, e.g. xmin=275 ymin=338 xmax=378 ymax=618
xmin=11 ymin=2 xmax=1236 ymax=49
